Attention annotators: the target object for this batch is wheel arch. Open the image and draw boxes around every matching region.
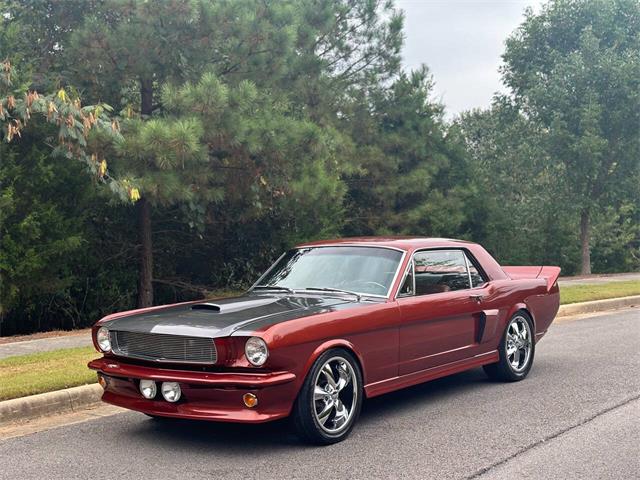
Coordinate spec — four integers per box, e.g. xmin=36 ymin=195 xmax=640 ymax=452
xmin=505 ymin=303 xmax=536 ymax=334
xmin=299 ymin=339 xmax=366 ymax=393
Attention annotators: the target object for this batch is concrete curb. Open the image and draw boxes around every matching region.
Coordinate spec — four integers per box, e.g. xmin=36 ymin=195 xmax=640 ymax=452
xmin=557 ymin=295 xmax=640 ymax=317
xmin=0 ymin=383 xmax=102 ymax=426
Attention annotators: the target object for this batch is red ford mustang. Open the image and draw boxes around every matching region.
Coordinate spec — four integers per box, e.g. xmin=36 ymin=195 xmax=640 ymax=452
xmin=89 ymin=237 xmax=560 ymax=444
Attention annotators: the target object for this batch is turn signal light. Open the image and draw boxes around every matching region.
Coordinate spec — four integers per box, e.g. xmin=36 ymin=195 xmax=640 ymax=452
xmin=97 ymin=374 xmax=108 ymax=389
xmin=243 ymin=393 xmax=258 ymax=408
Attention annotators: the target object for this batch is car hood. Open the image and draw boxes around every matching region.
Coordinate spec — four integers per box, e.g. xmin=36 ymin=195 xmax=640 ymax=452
xmin=100 ymin=293 xmax=370 ymax=338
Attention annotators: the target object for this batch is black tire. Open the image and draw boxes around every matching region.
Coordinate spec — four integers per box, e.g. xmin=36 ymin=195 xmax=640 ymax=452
xmin=483 ymin=311 xmax=535 ymax=382
xmin=292 ymin=348 xmax=363 ymax=445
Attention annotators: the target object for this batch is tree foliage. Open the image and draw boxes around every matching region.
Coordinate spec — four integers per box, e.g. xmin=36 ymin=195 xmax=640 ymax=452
xmin=501 ymin=0 xmax=640 ymax=273
xmin=0 ymin=0 xmax=638 ymax=335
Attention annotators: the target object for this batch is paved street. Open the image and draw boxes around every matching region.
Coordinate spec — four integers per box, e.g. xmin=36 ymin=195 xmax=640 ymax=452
xmin=0 ymin=308 xmax=638 ymax=480
xmin=558 ymin=272 xmax=640 ymax=286
xmin=0 ymin=333 xmax=92 ymax=360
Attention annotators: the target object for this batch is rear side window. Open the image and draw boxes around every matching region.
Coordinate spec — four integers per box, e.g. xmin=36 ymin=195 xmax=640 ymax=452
xmin=465 ymin=254 xmax=487 ymax=288
xmin=413 ymin=250 xmax=470 ymax=295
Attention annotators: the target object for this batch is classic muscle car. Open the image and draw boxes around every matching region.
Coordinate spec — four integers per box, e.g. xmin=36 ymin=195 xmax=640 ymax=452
xmin=89 ymin=237 xmax=561 ymax=444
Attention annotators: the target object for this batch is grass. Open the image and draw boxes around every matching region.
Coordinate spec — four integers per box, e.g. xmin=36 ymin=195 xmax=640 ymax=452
xmin=560 ymin=280 xmax=640 ymax=305
xmin=0 ymin=346 xmax=99 ymax=401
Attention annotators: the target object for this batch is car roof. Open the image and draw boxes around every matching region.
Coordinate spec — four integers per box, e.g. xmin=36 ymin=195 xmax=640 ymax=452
xmin=295 ymin=236 xmax=476 ymax=252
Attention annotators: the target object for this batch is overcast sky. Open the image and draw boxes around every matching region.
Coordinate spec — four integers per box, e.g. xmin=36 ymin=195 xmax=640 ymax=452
xmin=397 ymin=0 xmax=544 ymax=117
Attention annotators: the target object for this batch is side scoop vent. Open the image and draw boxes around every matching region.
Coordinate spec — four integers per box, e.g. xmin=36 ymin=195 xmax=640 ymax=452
xmin=191 ymin=303 xmax=222 ymax=312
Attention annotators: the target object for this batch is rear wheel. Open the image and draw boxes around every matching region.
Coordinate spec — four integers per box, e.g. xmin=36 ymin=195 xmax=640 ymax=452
xmin=484 ymin=312 xmax=535 ymax=382
xmin=292 ymin=349 xmax=363 ymax=445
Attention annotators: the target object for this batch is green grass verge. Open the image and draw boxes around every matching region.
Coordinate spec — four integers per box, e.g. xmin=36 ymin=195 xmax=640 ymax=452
xmin=0 ymin=346 xmax=99 ymax=401
xmin=560 ymin=280 xmax=640 ymax=305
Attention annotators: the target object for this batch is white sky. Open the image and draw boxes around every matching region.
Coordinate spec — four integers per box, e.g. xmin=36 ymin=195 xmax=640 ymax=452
xmin=397 ymin=0 xmax=544 ymax=116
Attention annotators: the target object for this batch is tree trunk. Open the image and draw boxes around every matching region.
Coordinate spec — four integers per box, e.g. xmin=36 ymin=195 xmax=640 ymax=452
xmin=580 ymin=208 xmax=591 ymax=275
xmin=136 ymin=77 xmax=154 ymax=307
xmin=137 ymin=196 xmax=154 ymax=307
xmin=140 ymin=78 xmax=153 ymax=117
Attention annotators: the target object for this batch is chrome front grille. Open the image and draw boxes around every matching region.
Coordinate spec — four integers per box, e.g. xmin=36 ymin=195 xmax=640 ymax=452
xmin=111 ymin=331 xmax=217 ymax=364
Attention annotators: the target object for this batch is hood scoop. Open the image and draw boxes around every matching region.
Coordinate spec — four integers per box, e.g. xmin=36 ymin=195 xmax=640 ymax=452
xmin=190 ymin=297 xmax=281 ymax=314
xmin=191 ymin=303 xmax=222 ymax=312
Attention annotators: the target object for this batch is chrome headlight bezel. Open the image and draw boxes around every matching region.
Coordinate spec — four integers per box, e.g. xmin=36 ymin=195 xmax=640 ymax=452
xmin=96 ymin=326 xmax=111 ymax=352
xmin=245 ymin=336 xmax=269 ymax=366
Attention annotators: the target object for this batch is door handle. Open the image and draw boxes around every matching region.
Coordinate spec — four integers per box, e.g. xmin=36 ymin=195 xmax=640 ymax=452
xmin=470 ymin=294 xmax=484 ymax=303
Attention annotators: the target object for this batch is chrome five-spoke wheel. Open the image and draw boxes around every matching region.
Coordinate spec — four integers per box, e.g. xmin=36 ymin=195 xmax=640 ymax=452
xmin=313 ymin=357 xmax=358 ymax=434
xmin=483 ymin=311 xmax=535 ymax=382
xmin=293 ymin=349 xmax=363 ymax=444
xmin=506 ymin=315 xmax=532 ymax=373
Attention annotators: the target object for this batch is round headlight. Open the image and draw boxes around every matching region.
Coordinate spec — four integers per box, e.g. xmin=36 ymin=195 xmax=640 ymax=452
xmin=139 ymin=380 xmax=157 ymax=399
xmin=245 ymin=337 xmax=269 ymax=366
xmin=161 ymin=382 xmax=181 ymax=402
xmin=97 ymin=327 xmax=111 ymax=352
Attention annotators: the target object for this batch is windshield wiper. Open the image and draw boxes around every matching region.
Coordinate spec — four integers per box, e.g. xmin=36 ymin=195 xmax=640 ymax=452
xmin=252 ymin=285 xmax=295 ymax=294
xmin=302 ymin=287 xmax=361 ymax=301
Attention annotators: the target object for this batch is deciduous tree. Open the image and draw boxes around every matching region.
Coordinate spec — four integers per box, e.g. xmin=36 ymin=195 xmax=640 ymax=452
xmin=502 ymin=0 xmax=640 ymax=274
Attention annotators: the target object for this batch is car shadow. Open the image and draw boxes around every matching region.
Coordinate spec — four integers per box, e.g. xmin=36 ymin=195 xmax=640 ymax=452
xmin=123 ymin=367 xmax=496 ymax=451
xmin=359 ymin=368 xmax=491 ymax=423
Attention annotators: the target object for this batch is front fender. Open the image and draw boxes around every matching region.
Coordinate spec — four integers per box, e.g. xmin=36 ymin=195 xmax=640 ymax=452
xmin=299 ymin=338 xmax=367 ymax=390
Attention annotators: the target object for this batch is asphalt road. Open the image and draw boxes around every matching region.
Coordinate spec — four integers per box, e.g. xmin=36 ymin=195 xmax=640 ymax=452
xmin=0 ymin=333 xmax=91 ymax=360
xmin=557 ymin=272 xmax=640 ymax=286
xmin=0 ymin=308 xmax=638 ymax=480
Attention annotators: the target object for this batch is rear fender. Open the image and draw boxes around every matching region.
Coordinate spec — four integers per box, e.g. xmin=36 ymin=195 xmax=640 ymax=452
xmin=502 ymin=266 xmax=561 ymax=291
xmin=504 ymin=303 xmax=535 ymax=333
xmin=538 ymin=266 xmax=562 ymax=291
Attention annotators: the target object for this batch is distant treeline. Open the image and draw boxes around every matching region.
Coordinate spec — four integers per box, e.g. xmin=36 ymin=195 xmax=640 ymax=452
xmin=0 ymin=0 xmax=638 ymax=335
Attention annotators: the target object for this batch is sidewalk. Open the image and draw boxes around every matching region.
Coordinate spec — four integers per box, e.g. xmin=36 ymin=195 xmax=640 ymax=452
xmin=558 ymin=272 xmax=640 ymax=286
xmin=0 ymin=334 xmax=92 ymax=360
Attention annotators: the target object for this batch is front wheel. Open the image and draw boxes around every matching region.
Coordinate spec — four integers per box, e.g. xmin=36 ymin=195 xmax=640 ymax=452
xmin=484 ymin=312 xmax=535 ymax=382
xmin=292 ymin=349 xmax=363 ymax=445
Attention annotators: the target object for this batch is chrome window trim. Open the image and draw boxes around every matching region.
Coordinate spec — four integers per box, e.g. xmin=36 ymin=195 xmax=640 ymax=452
xmin=463 ymin=252 xmax=473 ymax=289
xmin=396 ymin=248 xmax=474 ymax=299
xmin=396 ymin=258 xmax=415 ymax=298
xmin=249 ymin=245 xmax=407 ymax=300
xmin=249 ymin=250 xmax=288 ymax=291
xmin=463 ymin=250 xmax=489 ymax=289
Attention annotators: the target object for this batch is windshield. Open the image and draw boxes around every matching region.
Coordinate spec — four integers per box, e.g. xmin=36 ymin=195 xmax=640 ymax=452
xmin=254 ymin=246 xmax=404 ymax=297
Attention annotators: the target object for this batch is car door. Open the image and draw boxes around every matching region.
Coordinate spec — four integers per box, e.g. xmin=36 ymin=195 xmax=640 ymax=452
xmin=396 ymin=249 xmax=489 ymax=375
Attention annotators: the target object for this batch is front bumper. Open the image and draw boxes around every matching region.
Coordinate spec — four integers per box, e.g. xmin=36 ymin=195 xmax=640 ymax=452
xmin=88 ymin=358 xmax=298 ymax=423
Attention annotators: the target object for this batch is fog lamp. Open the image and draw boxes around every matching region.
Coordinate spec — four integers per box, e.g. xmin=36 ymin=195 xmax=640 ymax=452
xmin=139 ymin=379 xmax=157 ymax=399
xmin=243 ymin=393 xmax=258 ymax=408
xmin=161 ymin=382 xmax=182 ymax=402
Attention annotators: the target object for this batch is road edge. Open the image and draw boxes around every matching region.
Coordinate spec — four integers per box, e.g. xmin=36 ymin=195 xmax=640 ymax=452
xmin=557 ymin=295 xmax=640 ymax=317
xmin=0 ymin=383 xmax=101 ymax=426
